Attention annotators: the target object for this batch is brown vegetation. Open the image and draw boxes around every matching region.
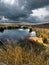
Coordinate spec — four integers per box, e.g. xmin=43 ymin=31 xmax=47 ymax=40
xmin=0 ymin=40 xmax=49 ymax=65
xmin=27 ymin=37 xmax=43 ymax=43
xmin=32 ymin=23 xmax=49 ymax=28
xmin=0 ymin=24 xmax=49 ymax=65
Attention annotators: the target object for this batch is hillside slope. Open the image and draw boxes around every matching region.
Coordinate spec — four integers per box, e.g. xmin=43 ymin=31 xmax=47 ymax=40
xmin=33 ymin=23 xmax=49 ymax=28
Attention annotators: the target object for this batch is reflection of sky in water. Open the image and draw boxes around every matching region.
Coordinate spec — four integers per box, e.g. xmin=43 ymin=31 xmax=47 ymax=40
xmin=0 ymin=29 xmax=36 ymax=43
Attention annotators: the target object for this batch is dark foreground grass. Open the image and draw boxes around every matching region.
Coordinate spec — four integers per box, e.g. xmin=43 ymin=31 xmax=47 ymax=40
xmin=0 ymin=40 xmax=49 ymax=65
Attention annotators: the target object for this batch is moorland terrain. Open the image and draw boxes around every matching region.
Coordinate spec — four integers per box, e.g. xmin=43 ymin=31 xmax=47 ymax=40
xmin=0 ymin=23 xmax=49 ymax=65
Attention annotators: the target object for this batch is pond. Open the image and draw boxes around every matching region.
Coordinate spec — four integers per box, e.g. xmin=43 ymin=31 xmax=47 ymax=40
xmin=0 ymin=29 xmax=36 ymax=44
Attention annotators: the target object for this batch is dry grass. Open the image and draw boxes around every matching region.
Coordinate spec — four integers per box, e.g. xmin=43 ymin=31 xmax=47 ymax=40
xmin=33 ymin=28 xmax=49 ymax=44
xmin=0 ymin=40 xmax=49 ymax=65
xmin=0 ymin=26 xmax=49 ymax=65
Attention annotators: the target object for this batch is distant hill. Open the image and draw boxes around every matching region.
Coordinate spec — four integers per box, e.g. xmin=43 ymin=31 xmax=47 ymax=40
xmin=33 ymin=23 xmax=49 ymax=28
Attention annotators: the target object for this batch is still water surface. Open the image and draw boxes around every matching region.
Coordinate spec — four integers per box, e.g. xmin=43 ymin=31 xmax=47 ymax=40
xmin=0 ymin=29 xmax=36 ymax=44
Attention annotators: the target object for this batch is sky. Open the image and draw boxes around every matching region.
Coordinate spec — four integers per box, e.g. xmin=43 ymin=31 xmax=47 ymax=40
xmin=0 ymin=0 xmax=49 ymax=24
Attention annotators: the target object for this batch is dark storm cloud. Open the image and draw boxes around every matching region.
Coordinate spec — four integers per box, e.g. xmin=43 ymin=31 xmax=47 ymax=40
xmin=0 ymin=0 xmax=28 ymax=20
xmin=25 ymin=0 xmax=49 ymax=10
xmin=0 ymin=0 xmax=49 ymax=21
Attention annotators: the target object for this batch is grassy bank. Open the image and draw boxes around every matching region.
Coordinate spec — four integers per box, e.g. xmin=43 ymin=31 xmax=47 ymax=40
xmin=0 ymin=40 xmax=49 ymax=65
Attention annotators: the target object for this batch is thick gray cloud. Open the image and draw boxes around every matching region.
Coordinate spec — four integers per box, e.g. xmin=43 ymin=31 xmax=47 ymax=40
xmin=0 ymin=0 xmax=49 ymax=23
xmin=25 ymin=0 xmax=49 ymax=9
xmin=0 ymin=0 xmax=29 ymax=19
